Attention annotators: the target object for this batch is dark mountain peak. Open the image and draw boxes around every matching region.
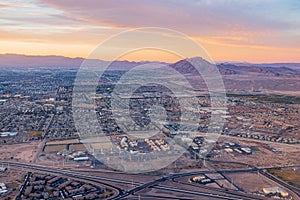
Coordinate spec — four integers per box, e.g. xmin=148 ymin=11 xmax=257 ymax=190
xmin=171 ymin=57 xmax=237 ymax=75
xmin=169 ymin=58 xmax=200 ymax=75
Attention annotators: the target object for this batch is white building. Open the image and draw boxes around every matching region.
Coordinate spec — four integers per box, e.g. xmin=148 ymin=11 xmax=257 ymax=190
xmin=73 ymin=157 xmax=89 ymax=161
xmin=263 ymin=187 xmax=289 ymax=198
xmin=241 ymin=147 xmax=252 ymax=154
xmin=0 ymin=183 xmax=8 ymax=195
xmin=0 ymin=167 xmax=7 ymax=172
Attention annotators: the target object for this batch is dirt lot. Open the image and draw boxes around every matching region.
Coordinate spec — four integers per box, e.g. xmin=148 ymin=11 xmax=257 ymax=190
xmin=215 ymin=136 xmax=300 ymax=168
xmin=225 ymin=171 xmax=300 ymax=200
xmin=69 ymin=143 xmax=86 ymax=151
xmin=0 ymin=141 xmax=41 ymax=163
xmin=46 ymin=139 xmax=79 ymax=145
xmin=224 ymin=172 xmax=273 ymax=192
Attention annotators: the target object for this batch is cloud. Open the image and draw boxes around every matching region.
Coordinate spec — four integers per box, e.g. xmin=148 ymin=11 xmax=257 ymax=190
xmin=1 ymin=0 xmax=300 ymax=62
xmin=35 ymin=0 xmax=300 ymax=49
xmin=37 ymin=0 xmax=299 ymax=32
xmin=0 ymin=0 xmax=123 ymax=45
xmin=0 ymin=1 xmax=34 ymax=8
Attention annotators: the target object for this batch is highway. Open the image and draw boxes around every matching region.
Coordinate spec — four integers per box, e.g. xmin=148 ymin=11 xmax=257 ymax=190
xmin=0 ymin=161 xmax=258 ymax=199
xmin=114 ymin=169 xmax=266 ymax=200
xmin=172 ymin=178 xmax=263 ymax=200
xmin=0 ymin=161 xmax=124 ymax=199
xmin=258 ymin=169 xmax=300 ymax=197
xmin=18 ymin=163 xmax=265 ymax=199
xmin=1 ymin=161 xmax=299 ymax=200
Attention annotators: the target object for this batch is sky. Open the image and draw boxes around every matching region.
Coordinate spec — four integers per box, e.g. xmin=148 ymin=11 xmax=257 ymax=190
xmin=0 ymin=0 xmax=300 ymax=62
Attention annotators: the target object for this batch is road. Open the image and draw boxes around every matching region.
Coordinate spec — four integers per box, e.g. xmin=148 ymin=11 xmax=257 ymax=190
xmin=15 ymin=172 xmax=31 ymax=200
xmin=0 ymin=161 xmax=257 ymax=199
xmin=0 ymin=161 xmax=124 ymax=199
xmin=258 ymin=169 xmax=300 ymax=197
xmin=114 ymin=168 xmax=266 ymax=200
xmin=1 ymin=161 xmax=299 ymax=200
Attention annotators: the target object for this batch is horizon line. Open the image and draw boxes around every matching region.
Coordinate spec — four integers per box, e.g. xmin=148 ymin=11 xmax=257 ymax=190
xmin=1 ymin=53 xmax=300 ymax=65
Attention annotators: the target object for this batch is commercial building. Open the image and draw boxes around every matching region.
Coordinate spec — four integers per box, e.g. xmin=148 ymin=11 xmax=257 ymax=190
xmin=0 ymin=167 xmax=7 ymax=172
xmin=241 ymin=147 xmax=252 ymax=154
xmin=263 ymin=187 xmax=289 ymax=198
xmin=73 ymin=156 xmax=89 ymax=161
xmin=0 ymin=183 xmax=8 ymax=195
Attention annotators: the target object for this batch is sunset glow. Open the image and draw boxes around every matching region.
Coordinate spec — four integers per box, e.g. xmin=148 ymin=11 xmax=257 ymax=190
xmin=1 ymin=0 xmax=300 ymax=62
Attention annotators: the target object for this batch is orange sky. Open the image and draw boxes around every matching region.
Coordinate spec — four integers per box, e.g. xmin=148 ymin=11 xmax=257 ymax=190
xmin=0 ymin=0 xmax=300 ymax=63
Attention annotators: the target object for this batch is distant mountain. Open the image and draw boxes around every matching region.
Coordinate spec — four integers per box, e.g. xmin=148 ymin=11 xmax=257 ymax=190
xmin=227 ymin=62 xmax=300 ymax=70
xmin=170 ymin=58 xmax=300 ymax=77
xmin=0 ymin=54 xmax=299 ymax=95
xmin=0 ymin=54 xmax=299 ymax=77
xmin=0 ymin=54 xmax=162 ymax=70
xmin=218 ymin=63 xmax=299 ymax=77
xmin=0 ymin=54 xmax=85 ymax=68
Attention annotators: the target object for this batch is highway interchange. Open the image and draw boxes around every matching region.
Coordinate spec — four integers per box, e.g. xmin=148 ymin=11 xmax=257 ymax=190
xmin=1 ymin=161 xmax=299 ymax=200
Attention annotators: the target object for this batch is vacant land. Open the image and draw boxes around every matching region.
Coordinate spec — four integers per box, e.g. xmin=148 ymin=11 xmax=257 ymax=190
xmin=0 ymin=142 xmax=41 ymax=163
xmin=228 ymin=93 xmax=300 ymax=104
xmin=225 ymin=172 xmax=273 ymax=192
xmin=268 ymin=168 xmax=300 ymax=188
xmin=214 ymin=136 xmax=300 ymax=168
xmin=69 ymin=143 xmax=86 ymax=151
xmin=46 ymin=139 xmax=79 ymax=145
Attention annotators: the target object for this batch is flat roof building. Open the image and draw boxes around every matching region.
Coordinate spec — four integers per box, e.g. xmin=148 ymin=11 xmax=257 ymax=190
xmin=0 ymin=167 xmax=7 ymax=172
xmin=263 ymin=187 xmax=289 ymax=198
xmin=73 ymin=157 xmax=89 ymax=161
xmin=0 ymin=183 xmax=8 ymax=195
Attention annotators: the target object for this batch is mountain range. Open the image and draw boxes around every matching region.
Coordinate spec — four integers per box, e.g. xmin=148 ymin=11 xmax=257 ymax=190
xmin=1 ymin=54 xmax=299 ymax=75
xmin=1 ymin=54 xmax=299 ymax=95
